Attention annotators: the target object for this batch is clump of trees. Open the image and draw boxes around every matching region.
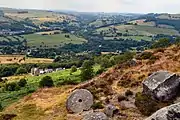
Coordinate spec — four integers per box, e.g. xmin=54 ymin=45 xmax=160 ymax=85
xmin=5 ymin=79 xmax=27 ymax=91
xmin=39 ymin=76 xmax=54 ymax=88
xmin=15 ymin=67 xmax=28 ymax=75
xmin=80 ymin=60 xmax=94 ymax=81
xmin=18 ymin=79 xmax=27 ymax=87
xmin=71 ymin=65 xmax=77 ymax=73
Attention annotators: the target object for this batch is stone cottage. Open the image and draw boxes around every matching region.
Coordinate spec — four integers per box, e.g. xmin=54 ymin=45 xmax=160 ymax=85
xmin=31 ymin=68 xmax=40 ymax=76
xmin=142 ymin=71 xmax=180 ymax=101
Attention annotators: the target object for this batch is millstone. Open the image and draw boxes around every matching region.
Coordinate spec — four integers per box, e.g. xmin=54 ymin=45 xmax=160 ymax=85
xmin=83 ymin=112 xmax=108 ymax=120
xmin=66 ymin=89 xmax=93 ymax=113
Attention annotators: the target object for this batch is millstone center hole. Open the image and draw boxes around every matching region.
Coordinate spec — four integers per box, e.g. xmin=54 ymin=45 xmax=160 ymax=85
xmin=78 ymin=99 xmax=83 ymax=102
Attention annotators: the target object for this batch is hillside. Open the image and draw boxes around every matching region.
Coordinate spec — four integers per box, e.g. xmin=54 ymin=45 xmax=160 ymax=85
xmin=1 ymin=45 xmax=180 ymax=120
xmin=1 ymin=7 xmax=77 ymax=25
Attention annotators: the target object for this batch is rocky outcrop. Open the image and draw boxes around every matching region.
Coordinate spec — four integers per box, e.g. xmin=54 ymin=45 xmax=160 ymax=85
xmin=146 ymin=102 xmax=180 ymax=120
xmin=104 ymin=104 xmax=119 ymax=117
xmin=142 ymin=71 xmax=180 ymax=101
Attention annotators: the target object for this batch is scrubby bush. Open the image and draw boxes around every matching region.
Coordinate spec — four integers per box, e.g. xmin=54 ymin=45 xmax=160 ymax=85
xmin=0 ymin=102 xmax=3 ymax=111
xmin=71 ymin=65 xmax=77 ymax=73
xmin=56 ymin=78 xmax=79 ymax=86
xmin=15 ymin=67 xmax=28 ymax=75
xmin=154 ymin=48 xmax=165 ymax=53
xmin=91 ymin=102 xmax=104 ymax=110
xmin=18 ymin=79 xmax=27 ymax=87
xmin=135 ymin=92 xmax=159 ymax=116
xmin=39 ymin=76 xmax=54 ymax=88
xmin=136 ymin=52 xmax=153 ymax=60
xmin=5 ymin=82 xmax=20 ymax=91
xmin=96 ymin=67 xmax=105 ymax=75
xmin=118 ymin=95 xmax=127 ymax=102
xmin=125 ymin=90 xmax=133 ymax=96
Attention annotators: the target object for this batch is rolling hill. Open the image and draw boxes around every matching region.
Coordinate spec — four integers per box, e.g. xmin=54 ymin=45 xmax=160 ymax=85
xmin=1 ymin=44 xmax=180 ymax=120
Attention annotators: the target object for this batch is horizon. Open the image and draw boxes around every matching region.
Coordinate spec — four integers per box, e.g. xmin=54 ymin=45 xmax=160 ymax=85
xmin=0 ymin=0 xmax=180 ymax=14
xmin=0 ymin=6 xmax=179 ymax=15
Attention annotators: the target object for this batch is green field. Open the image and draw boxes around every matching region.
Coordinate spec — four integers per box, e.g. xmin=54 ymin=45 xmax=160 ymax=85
xmin=23 ymin=33 xmax=87 ymax=48
xmin=97 ymin=24 xmax=180 ymax=36
xmin=0 ymin=65 xmax=100 ymax=108
xmin=0 ymin=36 xmax=24 ymax=42
xmin=95 ymin=24 xmax=180 ymax=41
xmin=104 ymin=36 xmax=152 ymax=41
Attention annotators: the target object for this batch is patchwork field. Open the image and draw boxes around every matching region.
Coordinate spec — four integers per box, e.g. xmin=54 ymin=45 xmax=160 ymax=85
xmin=97 ymin=25 xmax=180 ymax=36
xmin=129 ymin=19 xmax=156 ymax=27
xmin=0 ymin=55 xmax=53 ymax=64
xmin=95 ymin=24 xmax=180 ymax=41
xmin=23 ymin=32 xmax=87 ymax=48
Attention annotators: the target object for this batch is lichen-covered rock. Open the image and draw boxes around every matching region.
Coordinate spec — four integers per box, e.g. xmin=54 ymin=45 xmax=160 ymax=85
xmin=104 ymin=104 xmax=119 ymax=117
xmin=66 ymin=89 xmax=93 ymax=113
xmin=83 ymin=112 xmax=108 ymax=120
xmin=146 ymin=102 xmax=180 ymax=120
xmin=142 ymin=71 xmax=180 ymax=101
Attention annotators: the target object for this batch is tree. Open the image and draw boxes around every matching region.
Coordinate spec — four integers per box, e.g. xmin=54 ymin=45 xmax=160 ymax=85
xmin=100 ymin=57 xmax=111 ymax=68
xmin=15 ymin=67 xmax=27 ymax=75
xmin=151 ymin=38 xmax=171 ymax=48
xmin=80 ymin=60 xmax=94 ymax=81
xmin=18 ymin=79 xmax=27 ymax=87
xmin=71 ymin=65 xmax=77 ymax=73
xmin=175 ymin=37 xmax=180 ymax=44
xmin=39 ymin=76 xmax=54 ymax=88
xmin=5 ymin=82 xmax=19 ymax=91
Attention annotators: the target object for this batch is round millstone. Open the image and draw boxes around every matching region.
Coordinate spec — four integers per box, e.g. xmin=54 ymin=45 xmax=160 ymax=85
xmin=66 ymin=89 xmax=94 ymax=113
xmin=83 ymin=112 xmax=108 ymax=120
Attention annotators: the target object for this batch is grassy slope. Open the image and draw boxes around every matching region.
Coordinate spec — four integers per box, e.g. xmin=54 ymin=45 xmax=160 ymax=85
xmin=3 ymin=8 xmax=76 ymax=25
xmin=0 ymin=65 xmax=100 ymax=109
xmin=3 ymin=45 xmax=180 ymax=120
xmin=23 ymin=33 xmax=87 ymax=48
xmin=2 ymin=45 xmax=180 ymax=120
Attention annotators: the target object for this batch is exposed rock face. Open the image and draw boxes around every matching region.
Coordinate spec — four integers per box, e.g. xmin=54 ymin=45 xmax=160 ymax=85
xmin=104 ymin=104 xmax=119 ymax=117
xmin=83 ymin=112 xmax=108 ymax=120
xmin=146 ymin=102 xmax=180 ymax=120
xmin=66 ymin=89 xmax=93 ymax=113
xmin=142 ymin=71 xmax=180 ymax=101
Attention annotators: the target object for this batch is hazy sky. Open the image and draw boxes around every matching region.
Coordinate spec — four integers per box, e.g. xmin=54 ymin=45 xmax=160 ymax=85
xmin=0 ymin=0 xmax=180 ymax=13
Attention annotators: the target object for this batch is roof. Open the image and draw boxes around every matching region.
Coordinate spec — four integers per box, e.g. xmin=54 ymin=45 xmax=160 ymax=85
xmin=143 ymin=71 xmax=176 ymax=91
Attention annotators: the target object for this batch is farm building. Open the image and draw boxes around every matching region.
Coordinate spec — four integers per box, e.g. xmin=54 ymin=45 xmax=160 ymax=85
xmin=31 ymin=68 xmax=40 ymax=76
xmin=142 ymin=71 xmax=180 ymax=101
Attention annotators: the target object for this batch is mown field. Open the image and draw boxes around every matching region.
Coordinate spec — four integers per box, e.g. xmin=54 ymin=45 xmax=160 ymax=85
xmin=0 ymin=65 xmax=100 ymax=109
xmin=0 ymin=55 xmax=53 ymax=64
xmin=23 ymin=33 xmax=87 ymax=48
